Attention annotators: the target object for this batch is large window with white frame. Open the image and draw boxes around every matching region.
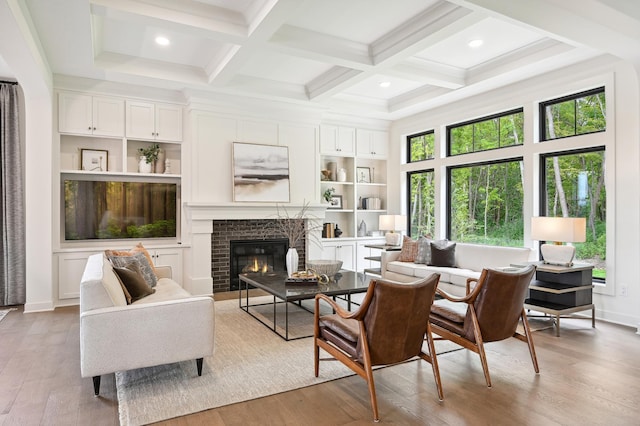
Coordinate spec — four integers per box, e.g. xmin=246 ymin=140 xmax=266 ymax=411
xmin=540 ymin=147 xmax=606 ymax=281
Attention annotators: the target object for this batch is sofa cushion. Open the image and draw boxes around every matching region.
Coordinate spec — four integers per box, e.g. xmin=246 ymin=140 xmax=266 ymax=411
xmin=429 ymin=241 xmax=456 ymax=267
xmin=455 ymin=243 xmax=532 ymax=271
xmin=398 ymin=236 xmax=418 ymax=262
xmin=449 ymin=269 xmax=481 ymax=287
xmin=108 ymin=251 xmax=158 ymax=288
xmin=112 ymin=264 xmax=155 ymax=303
xmin=414 ymin=236 xmax=432 ymax=264
xmin=132 ymin=279 xmax=192 ymax=304
xmin=412 ymin=264 xmax=451 ymax=283
xmin=101 ymin=255 xmax=128 ymax=307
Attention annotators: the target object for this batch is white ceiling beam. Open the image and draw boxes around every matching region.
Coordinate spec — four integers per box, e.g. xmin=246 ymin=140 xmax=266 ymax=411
xmin=94 ymin=51 xmax=208 ymax=84
xmin=268 ymin=25 xmax=373 ymax=70
xmin=370 ymin=1 xmax=479 ymax=65
xmin=207 ymin=0 xmax=311 ymax=85
xmin=386 ymin=59 xmax=465 ymax=89
xmin=90 ymin=0 xmax=248 ymax=40
xmin=306 ymin=66 xmax=364 ymax=101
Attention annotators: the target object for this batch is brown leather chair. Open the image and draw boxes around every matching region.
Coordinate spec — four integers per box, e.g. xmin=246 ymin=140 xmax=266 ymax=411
xmin=314 ymin=275 xmax=443 ymax=422
xmin=429 ymin=265 xmax=538 ymax=387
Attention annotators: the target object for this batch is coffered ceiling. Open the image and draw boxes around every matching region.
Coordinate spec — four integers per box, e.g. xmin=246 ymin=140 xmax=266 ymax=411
xmin=17 ymin=0 xmax=640 ymax=120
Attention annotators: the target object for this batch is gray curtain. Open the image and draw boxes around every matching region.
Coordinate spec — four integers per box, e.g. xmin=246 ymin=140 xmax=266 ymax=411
xmin=0 ymin=83 xmax=25 ymax=306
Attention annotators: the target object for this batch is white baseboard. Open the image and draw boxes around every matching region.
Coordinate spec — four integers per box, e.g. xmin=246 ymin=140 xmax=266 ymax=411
xmin=24 ymin=301 xmax=54 ymax=313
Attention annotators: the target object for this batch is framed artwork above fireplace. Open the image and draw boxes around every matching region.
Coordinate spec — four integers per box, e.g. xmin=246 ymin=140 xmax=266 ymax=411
xmin=232 ymin=142 xmax=290 ymax=202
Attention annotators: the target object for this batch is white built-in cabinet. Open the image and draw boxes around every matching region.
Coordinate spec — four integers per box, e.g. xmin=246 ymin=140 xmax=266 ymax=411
xmin=319 ymin=124 xmax=389 ymax=272
xmin=55 ymin=90 xmax=185 ymax=301
xmin=320 ymin=124 xmax=356 ymax=156
xmin=318 ymin=240 xmax=356 ymax=271
xmin=58 ymin=92 xmax=125 ymax=137
xmin=56 ymin=247 xmax=184 ymax=300
xmin=356 ymin=128 xmax=389 ymax=159
xmin=126 ymin=100 xmax=183 ymax=142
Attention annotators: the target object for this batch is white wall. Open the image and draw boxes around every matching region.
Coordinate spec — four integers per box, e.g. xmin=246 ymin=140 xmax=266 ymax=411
xmin=389 ymin=56 xmax=640 ymax=328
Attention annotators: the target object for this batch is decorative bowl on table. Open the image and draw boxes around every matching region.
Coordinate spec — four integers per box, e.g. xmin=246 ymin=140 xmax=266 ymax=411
xmin=306 ymin=260 xmax=343 ymax=279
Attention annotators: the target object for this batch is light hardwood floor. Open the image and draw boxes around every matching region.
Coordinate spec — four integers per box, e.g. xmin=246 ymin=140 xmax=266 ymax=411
xmin=1 ymin=293 xmax=640 ymax=425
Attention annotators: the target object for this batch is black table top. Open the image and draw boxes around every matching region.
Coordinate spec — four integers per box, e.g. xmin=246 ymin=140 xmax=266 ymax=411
xmin=239 ymin=270 xmax=371 ymax=301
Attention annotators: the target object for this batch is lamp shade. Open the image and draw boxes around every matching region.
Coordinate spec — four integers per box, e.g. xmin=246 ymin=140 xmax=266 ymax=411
xmin=531 ymin=216 xmax=586 ymax=266
xmin=531 ymin=217 xmax=586 ymax=243
xmin=378 ymin=215 xmax=407 ymax=232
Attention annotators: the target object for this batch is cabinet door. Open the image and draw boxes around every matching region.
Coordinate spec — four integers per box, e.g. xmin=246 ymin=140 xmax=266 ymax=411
xmin=370 ymin=131 xmax=388 ymax=158
xmin=335 ymin=243 xmax=355 ymax=271
xmin=58 ymin=92 xmax=93 ymax=135
xmin=92 ymin=96 xmax=125 ymax=137
xmin=357 ymin=129 xmax=388 ymax=159
xmin=58 ymin=252 xmax=99 ymax=299
xmin=320 ymin=125 xmax=338 ymax=154
xmin=337 ymin=127 xmax=355 ymax=155
xmin=152 ymin=248 xmax=183 ymax=284
xmin=155 ymin=103 xmax=183 ymax=142
xmin=126 ymin=100 xmax=156 ymax=140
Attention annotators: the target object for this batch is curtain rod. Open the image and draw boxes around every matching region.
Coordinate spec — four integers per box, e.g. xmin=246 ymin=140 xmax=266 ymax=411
xmin=0 ymin=80 xmax=18 ymax=85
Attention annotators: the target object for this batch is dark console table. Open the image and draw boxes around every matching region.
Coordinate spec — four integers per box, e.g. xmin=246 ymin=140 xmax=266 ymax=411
xmin=522 ymin=262 xmax=595 ymax=337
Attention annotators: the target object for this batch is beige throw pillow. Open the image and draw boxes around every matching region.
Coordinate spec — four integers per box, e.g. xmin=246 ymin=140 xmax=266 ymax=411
xmin=398 ymin=236 xmax=419 ymax=262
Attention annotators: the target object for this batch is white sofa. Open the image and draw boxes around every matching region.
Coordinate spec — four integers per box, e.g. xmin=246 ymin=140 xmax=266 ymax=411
xmin=381 ymin=242 xmax=534 ymax=296
xmin=80 ymin=253 xmax=215 ymax=395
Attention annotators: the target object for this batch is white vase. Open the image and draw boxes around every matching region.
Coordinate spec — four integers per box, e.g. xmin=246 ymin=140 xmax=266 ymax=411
xmin=286 ymin=248 xmax=299 ymax=277
xmin=138 ymin=156 xmax=152 ymax=173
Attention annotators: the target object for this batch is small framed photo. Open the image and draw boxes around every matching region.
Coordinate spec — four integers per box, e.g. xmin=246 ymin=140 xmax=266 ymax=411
xmin=356 ymin=167 xmax=371 ymax=183
xmin=328 ymin=195 xmax=343 ymax=209
xmin=81 ymin=149 xmax=108 ymax=172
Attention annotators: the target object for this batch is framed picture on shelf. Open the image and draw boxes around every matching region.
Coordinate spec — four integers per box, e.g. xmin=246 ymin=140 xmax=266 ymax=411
xmin=356 ymin=166 xmax=371 ymax=183
xmin=81 ymin=149 xmax=108 ymax=172
xmin=328 ymin=195 xmax=343 ymax=209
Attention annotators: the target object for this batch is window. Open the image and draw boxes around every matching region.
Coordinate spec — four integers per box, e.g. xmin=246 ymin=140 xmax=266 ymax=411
xmin=540 ymin=148 xmax=606 ymax=281
xmin=407 ymin=169 xmax=435 ymax=237
xmin=448 ymin=158 xmax=524 ymax=246
xmin=407 ymin=131 xmax=434 ymax=163
xmin=540 ymin=87 xmax=605 ymax=141
xmin=447 ymin=109 xmax=523 ymax=156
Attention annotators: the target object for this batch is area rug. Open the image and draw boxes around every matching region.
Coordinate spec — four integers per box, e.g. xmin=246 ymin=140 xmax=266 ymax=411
xmin=0 ymin=308 xmax=16 ymax=323
xmin=116 ymin=296 xmax=460 ymax=426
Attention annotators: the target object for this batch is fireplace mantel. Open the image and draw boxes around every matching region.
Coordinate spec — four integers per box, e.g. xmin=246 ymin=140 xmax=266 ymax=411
xmin=184 ymin=202 xmax=327 ymax=221
xmin=182 ymin=202 xmax=327 ymax=296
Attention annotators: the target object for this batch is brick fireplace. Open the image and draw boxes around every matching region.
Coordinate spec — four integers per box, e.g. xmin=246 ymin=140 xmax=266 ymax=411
xmin=182 ymin=203 xmax=326 ymax=296
xmin=211 ymin=219 xmax=306 ymax=292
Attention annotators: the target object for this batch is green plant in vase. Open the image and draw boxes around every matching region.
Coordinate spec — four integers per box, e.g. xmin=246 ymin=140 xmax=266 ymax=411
xmin=139 ymin=143 xmax=160 ymax=164
xmin=323 ymin=187 xmax=335 ymax=202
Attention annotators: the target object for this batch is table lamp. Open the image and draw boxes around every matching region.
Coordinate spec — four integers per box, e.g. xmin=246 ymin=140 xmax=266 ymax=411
xmin=378 ymin=215 xmax=406 ymax=246
xmin=531 ymin=216 xmax=586 ymax=266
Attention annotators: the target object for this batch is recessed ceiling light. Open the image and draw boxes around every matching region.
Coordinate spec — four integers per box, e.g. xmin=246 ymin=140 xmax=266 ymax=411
xmin=379 ymin=81 xmax=391 ymax=88
xmin=468 ymin=39 xmax=483 ymax=48
xmin=155 ymin=36 xmax=170 ymax=46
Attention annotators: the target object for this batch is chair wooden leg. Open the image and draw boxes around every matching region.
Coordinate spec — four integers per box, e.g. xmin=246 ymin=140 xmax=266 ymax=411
xmin=520 ymin=309 xmax=540 ymax=373
xmin=358 ymin=322 xmax=379 ymax=422
xmin=314 ymin=338 xmax=320 ymax=377
xmin=469 ymin=307 xmax=491 ymax=387
xmin=424 ymin=324 xmax=444 ymax=401
xmin=196 ymin=358 xmax=203 ymax=376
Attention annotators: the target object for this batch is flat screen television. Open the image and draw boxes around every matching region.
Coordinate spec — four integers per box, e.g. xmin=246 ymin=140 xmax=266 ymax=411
xmin=63 ymin=179 xmax=178 ymax=241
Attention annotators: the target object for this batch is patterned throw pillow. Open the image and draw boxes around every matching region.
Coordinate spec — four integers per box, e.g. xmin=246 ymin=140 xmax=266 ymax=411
xmin=107 ymin=251 xmax=158 ymax=288
xmin=429 ymin=240 xmax=456 ymax=267
xmin=398 ymin=236 xmax=419 ymax=262
xmin=414 ymin=236 xmax=432 ymax=264
xmin=105 ymin=243 xmax=158 ymax=276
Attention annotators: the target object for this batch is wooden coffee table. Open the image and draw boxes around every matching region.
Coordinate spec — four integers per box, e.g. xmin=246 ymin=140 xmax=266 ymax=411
xmin=238 ymin=270 xmax=371 ymax=341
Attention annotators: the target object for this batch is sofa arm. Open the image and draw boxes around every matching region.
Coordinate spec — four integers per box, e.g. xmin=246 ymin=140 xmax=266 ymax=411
xmin=80 ymin=296 xmax=215 ymax=378
xmin=381 ymin=250 xmax=401 ymax=275
xmin=155 ymin=265 xmax=172 ymax=279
